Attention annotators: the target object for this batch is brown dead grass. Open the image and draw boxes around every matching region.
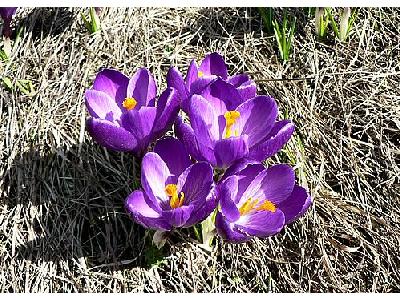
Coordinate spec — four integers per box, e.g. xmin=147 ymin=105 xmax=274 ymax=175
xmin=0 ymin=7 xmax=399 ymax=292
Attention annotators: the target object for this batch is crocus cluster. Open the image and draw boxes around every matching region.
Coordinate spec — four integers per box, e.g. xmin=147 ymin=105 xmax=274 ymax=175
xmin=0 ymin=7 xmax=17 ymax=38
xmin=85 ymin=53 xmax=312 ymax=243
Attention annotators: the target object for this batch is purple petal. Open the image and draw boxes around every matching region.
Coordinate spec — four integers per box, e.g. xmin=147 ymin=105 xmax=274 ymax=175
xmin=166 ymin=67 xmax=188 ymax=105
xmin=162 ymin=205 xmax=194 ymax=227
xmin=235 ymin=209 xmax=285 ymax=238
xmin=227 ymin=74 xmax=249 ymax=87
xmin=127 ymin=68 xmax=157 ymax=107
xmin=215 ymin=212 xmax=250 ymax=243
xmin=0 ymin=7 xmax=17 ymax=19
xmin=298 ymin=193 xmax=313 ymax=218
xmin=197 ymin=147 xmax=217 ymax=169
xmin=154 ymin=137 xmax=191 ymax=177
xmin=189 ymin=75 xmax=218 ymax=95
xmin=223 ymin=160 xmax=265 ymax=204
xmin=93 ymin=69 xmax=129 ymax=107
xmin=255 ymin=164 xmax=295 ymax=204
xmin=85 ymin=90 xmax=122 ymax=121
xmin=141 ymin=152 xmax=171 ymax=211
xmin=120 ymin=107 xmax=157 ymax=154
xmin=227 ymin=74 xmax=257 ymax=101
xmin=125 ymin=190 xmax=172 ymax=231
xmin=175 ymin=116 xmax=217 ymax=165
xmin=236 ymin=96 xmax=278 ymax=147
xmin=214 ymin=135 xmax=249 ymax=169
xmin=237 ymin=84 xmax=257 ymax=102
xmin=153 ymin=87 xmax=180 ymax=137
xmin=248 ymin=120 xmax=295 ymax=161
xmin=86 ymin=118 xmax=137 ymax=152
xmin=185 ymin=59 xmax=199 ymax=89
xmin=184 ymin=186 xmax=217 ymax=227
xmin=199 ymin=79 xmax=244 ymax=116
xmin=177 ymin=162 xmax=214 ymax=205
xmin=218 ymin=176 xmax=240 ymax=222
xmin=199 ymin=52 xmax=228 ymax=79
xmin=222 ymin=159 xmax=262 ymax=180
xmin=174 ymin=116 xmax=202 ymax=160
xmin=188 ymin=94 xmax=219 ymax=143
xmin=184 ymin=75 xmax=218 ymax=112
xmin=279 ymin=185 xmax=312 ymax=224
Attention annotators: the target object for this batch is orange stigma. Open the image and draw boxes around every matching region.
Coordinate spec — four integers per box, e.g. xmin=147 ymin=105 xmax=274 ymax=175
xmin=224 ymin=110 xmax=240 ymax=138
xmin=256 ymin=200 xmax=276 ymax=213
xmin=122 ymin=97 xmax=137 ymax=110
xmin=165 ymin=184 xmax=185 ymax=209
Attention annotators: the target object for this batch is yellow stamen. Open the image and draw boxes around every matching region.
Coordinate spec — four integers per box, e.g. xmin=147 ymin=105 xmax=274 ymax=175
xmin=224 ymin=110 xmax=240 ymax=139
xmin=239 ymin=198 xmax=260 ymax=216
xmin=198 ymin=71 xmax=204 ymax=77
xmin=122 ymin=97 xmax=137 ymax=110
xmin=239 ymin=198 xmax=277 ymax=215
xmin=165 ymin=184 xmax=185 ymax=209
xmin=256 ymin=200 xmax=276 ymax=213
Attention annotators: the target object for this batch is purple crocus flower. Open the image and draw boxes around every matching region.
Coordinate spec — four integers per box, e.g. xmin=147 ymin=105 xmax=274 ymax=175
xmin=215 ymin=161 xmax=312 ymax=243
xmin=0 ymin=7 xmax=17 ymax=38
xmin=85 ymin=68 xmax=180 ymax=157
xmin=125 ymin=137 xmax=216 ymax=231
xmin=166 ymin=52 xmax=256 ymax=112
xmin=175 ymin=78 xmax=295 ymax=169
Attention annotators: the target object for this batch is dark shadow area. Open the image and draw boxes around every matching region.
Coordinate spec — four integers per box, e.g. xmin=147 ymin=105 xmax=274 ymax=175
xmin=2 ymin=142 xmax=174 ymax=270
xmin=16 ymin=7 xmax=74 ymax=40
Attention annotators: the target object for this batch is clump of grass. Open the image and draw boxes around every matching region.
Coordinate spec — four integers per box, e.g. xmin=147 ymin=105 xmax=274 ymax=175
xmin=327 ymin=7 xmax=358 ymax=42
xmin=272 ymin=10 xmax=296 ymax=62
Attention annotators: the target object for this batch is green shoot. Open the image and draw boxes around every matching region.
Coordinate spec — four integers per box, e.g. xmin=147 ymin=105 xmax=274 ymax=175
xmin=16 ymin=79 xmax=36 ymax=96
xmin=81 ymin=7 xmax=101 ymax=34
xmin=2 ymin=77 xmax=36 ymax=96
xmin=315 ymin=7 xmax=330 ymax=40
xmin=193 ymin=223 xmax=202 ymax=242
xmin=0 ymin=49 xmax=8 ymax=61
xmin=258 ymin=8 xmax=274 ymax=34
xmin=272 ymin=11 xmax=296 ymax=62
xmin=326 ymin=7 xmax=358 ymax=42
xmin=1 ymin=77 xmax=13 ymax=90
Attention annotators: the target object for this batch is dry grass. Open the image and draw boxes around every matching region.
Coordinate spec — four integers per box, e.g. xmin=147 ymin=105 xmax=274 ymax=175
xmin=1 ymin=7 xmax=399 ymax=292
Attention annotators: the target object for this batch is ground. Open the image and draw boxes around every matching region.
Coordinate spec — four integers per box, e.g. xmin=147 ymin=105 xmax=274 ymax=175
xmin=0 ymin=7 xmax=399 ymax=292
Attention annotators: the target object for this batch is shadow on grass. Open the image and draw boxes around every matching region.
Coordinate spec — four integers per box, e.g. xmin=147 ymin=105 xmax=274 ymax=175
xmin=3 ymin=142 xmax=171 ymax=269
xmin=17 ymin=7 xmax=74 ymax=40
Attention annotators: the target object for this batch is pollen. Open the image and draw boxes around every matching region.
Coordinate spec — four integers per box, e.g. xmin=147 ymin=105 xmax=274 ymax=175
xmin=239 ymin=198 xmax=260 ymax=216
xmin=198 ymin=71 xmax=204 ymax=77
xmin=165 ymin=184 xmax=185 ymax=209
xmin=224 ymin=110 xmax=240 ymax=139
xmin=256 ymin=200 xmax=276 ymax=213
xmin=122 ymin=97 xmax=137 ymax=110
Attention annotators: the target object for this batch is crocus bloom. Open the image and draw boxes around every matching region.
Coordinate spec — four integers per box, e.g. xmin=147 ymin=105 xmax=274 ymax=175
xmin=175 ymin=78 xmax=295 ymax=168
xmin=166 ymin=52 xmax=256 ymax=112
xmin=85 ymin=68 xmax=180 ymax=157
xmin=215 ymin=161 xmax=312 ymax=243
xmin=0 ymin=7 xmax=17 ymax=38
xmin=125 ymin=137 xmax=216 ymax=231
